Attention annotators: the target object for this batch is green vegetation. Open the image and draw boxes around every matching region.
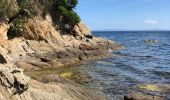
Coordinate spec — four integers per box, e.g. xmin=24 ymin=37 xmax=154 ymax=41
xmin=16 ymin=0 xmax=81 ymax=27
xmin=7 ymin=9 xmax=31 ymax=39
xmin=8 ymin=15 xmax=26 ymax=38
xmin=55 ymin=0 xmax=81 ymax=28
xmin=0 ymin=0 xmax=81 ymax=24
xmin=1 ymin=0 xmax=81 ymax=38
xmin=0 ymin=0 xmax=9 ymax=19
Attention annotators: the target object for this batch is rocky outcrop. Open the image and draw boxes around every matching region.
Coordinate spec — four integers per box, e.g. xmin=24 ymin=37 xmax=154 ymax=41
xmin=0 ymin=2 xmax=122 ymax=99
xmin=3 ymin=15 xmax=121 ymax=71
xmin=0 ymin=64 xmax=30 ymax=100
xmin=73 ymin=22 xmax=91 ymax=37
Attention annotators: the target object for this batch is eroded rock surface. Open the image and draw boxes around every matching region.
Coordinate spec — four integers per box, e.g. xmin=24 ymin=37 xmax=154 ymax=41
xmin=0 ymin=15 xmax=121 ymax=71
xmin=0 ymin=13 xmax=121 ymax=99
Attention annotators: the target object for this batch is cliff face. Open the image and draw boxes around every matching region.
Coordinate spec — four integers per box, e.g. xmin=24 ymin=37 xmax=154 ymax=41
xmin=0 ymin=0 xmax=122 ymax=100
xmin=0 ymin=16 xmax=120 ymax=100
xmin=0 ymin=15 xmax=121 ymax=71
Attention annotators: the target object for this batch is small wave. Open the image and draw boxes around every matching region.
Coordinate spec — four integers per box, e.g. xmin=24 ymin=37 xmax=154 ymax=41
xmin=148 ymin=70 xmax=170 ymax=78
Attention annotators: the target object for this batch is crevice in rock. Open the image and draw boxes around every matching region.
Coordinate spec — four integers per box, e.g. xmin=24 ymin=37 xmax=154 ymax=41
xmin=0 ymin=54 xmax=7 ymax=64
xmin=40 ymin=58 xmax=50 ymax=62
xmin=13 ymin=77 xmax=28 ymax=95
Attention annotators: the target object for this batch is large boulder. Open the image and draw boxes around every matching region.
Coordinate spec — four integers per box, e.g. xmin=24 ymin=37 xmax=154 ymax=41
xmin=0 ymin=65 xmax=30 ymax=94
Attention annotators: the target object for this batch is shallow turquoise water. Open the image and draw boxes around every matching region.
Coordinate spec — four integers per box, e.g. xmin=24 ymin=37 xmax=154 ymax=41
xmin=67 ymin=31 xmax=170 ymax=99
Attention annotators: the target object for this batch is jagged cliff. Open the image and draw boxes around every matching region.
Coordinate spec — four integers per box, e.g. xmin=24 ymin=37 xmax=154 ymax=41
xmin=0 ymin=0 xmax=122 ymax=100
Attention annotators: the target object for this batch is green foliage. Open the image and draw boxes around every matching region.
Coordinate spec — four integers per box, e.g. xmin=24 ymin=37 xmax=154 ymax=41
xmin=70 ymin=0 xmax=78 ymax=8
xmin=18 ymin=0 xmax=31 ymax=10
xmin=58 ymin=5 xmax=68 ymax=15
xmin=56 ymin=0 xmax=81 ymax=27
xmin=9 ymin=16 xmax=25 ymax=37
xmin=17 ymin=0 xmax=37 ymax=16
xmin=1 ymin=0 xmax=81 ymax=35
xmin=66 ymin=11 xmax=80 ymax=24
xmin=0 ymin=0 xmax=9 ymax=19
xmin=43 ymin=0 xmax=54 ymax=13
xmin=62 ymin=0 xmax=68 ymax=7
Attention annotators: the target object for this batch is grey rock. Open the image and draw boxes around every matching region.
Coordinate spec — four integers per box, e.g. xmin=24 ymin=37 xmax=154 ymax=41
xmin=0 ymin=65 xmax=30 ymax=94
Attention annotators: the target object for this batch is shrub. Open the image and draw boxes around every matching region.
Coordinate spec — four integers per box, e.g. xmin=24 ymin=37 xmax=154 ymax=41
xmin=66 ymin=11 xmax=80 ymax=24
xmin=56 ymin=0 xmax=81 ymax=28
xmin=17 ymin=0 xmax=37 ymax=16
xmin=7 ymin=9 xmax=30 ymax=38
xmin=8 ymin=16 xmax=25 ymax=38
xmin=0 ymin=0 xmax=9 ymax=19
xmin=58 ymin=5 xmax=68 ymax=15
xmin=1 ymin=0 xmax=81 ymax=34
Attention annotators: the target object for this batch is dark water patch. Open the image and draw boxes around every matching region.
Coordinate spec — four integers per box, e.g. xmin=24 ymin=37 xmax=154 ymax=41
xmin=149 ymin=70 xmax=170 ymax=78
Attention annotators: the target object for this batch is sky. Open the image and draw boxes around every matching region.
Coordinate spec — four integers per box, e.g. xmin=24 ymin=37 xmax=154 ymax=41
xmin=76 ymin=0 xmax=170 ymax=30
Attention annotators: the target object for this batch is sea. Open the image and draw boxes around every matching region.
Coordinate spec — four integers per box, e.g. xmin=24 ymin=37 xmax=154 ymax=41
xmin=66 ymin=31 xmax=170 ymax=100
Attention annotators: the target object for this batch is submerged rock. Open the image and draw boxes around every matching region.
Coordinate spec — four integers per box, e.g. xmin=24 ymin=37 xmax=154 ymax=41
xmin=138 ymin=84 xmax=170 ymax=92
xmin=124 ymin=84 xmax=170 ymax=100
xmin=124 ymin=93 xmax=166 ymax=100
xmin=144 ymin=40 xmax=160 ymax=43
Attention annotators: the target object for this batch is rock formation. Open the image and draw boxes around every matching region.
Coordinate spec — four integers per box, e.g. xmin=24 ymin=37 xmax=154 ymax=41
xmin=0 ymin=16 xmax=120 ymax=100
xmin=0 ymin=0 xmax=122 ymax=99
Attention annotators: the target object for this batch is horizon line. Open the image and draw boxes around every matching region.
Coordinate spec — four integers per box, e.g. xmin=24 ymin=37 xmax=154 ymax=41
xmin=92 ymin=29 xmax=170 ymax=31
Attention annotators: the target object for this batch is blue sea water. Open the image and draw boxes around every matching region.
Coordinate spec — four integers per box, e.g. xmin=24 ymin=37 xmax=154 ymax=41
xmin=71 ymin=31 xmax=170 ymax=99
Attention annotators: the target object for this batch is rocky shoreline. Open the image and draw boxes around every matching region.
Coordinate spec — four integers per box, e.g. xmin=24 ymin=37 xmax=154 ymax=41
xmin=1 ymin=15 xmax=169 ymax=100
xmin=1 ymin=1 xmax=169 ymax=100
xmin=0 ymin=14 xmax=122 ymax=100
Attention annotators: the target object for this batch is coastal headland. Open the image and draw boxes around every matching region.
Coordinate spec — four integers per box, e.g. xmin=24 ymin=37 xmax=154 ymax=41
xmin=0 ymin=0 xmax=122 ymax=99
